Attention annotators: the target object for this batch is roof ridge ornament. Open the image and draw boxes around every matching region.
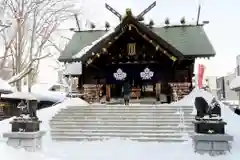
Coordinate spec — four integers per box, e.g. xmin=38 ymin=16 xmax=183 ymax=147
xmin=105 ymin=1 xmax=156 ymax=22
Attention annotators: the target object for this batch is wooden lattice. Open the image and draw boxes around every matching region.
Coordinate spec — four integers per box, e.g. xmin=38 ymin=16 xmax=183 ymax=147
xmin=169 ymin=83 xmax=191 ymax=101
xmin=83 ymin=84 xmax=103 ymax=103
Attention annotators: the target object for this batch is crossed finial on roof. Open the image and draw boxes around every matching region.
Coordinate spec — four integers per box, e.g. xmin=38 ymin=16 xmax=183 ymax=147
xmin=105 ymin=1 xmax=156 ymax=21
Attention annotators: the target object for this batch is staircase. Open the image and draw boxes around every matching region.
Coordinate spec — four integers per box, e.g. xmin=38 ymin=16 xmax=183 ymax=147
xmin=50 ymin=104 xmax=194 ymax=142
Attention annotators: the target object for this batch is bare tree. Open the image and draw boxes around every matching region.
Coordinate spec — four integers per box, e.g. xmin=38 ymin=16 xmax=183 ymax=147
xmin=0 ymin=0 xmax=79 ymax=91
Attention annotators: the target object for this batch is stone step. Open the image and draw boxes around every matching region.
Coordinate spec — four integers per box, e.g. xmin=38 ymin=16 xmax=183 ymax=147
xmin=50 ymin=132 xmax=187 ymax=138
xmin=50 ymin=128 xmax=192 ymax=133
xmin=54 ymin=112 xmax=192 ymax=117
xmin=89 ymin=105 xmax=193 ymax=108
xmin=51 ymin=117 xmax=194 ymax=123
xmin=51 ymin=136 xmax=188 ymax=142
xmin=51 ymin=125 xmax=193 ymax=130
xmin=59 ymin=111 xmax=192 ymax=114
xmin=53 ymin=114 xmax=193 ymax=119
xmin=53 ymin=114 xmax=193 ymax=118
xmin=62 ymin=106 xmax=193 ymax=110
xmin=50 ymin=119 xmax=194 ymax=123
xmin=50 ymin=121 xmax=193 ymax=126
xmin=62 ymin=107 xmax=193 ymax=111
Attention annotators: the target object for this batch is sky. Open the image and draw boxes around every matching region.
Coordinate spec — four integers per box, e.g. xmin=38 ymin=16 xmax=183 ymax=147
xmin=38 ymin=0 xmax=240 ymax=82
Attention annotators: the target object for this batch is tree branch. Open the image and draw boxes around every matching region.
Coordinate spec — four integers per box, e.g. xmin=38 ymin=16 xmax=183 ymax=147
xmin=8 ymin=53 xmax=52 ymax=84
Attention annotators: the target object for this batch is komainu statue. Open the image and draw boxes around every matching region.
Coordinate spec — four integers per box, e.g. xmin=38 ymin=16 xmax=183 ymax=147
xmin=194 ymin=97 xmax=221 ymax=120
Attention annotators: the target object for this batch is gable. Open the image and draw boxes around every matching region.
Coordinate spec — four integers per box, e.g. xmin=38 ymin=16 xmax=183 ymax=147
xmin=59 ymin=22 xmax=215 ymax=62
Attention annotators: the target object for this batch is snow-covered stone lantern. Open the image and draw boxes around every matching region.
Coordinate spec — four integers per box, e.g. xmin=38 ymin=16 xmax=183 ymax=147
xmin=2 ymin=92 xmax=45 ymax=152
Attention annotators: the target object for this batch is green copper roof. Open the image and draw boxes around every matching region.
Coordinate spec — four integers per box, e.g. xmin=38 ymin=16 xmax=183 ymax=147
xmin=152 ymin=26 xmax=215 ymax=57
xmin=59 ymin=25 xmax=215 ymax=62
xmin=59 ymin=30 xmax=107 ymax=60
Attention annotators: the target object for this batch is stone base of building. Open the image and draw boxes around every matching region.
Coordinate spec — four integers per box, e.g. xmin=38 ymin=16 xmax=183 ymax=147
xmin=3 ymin=131 xmax=45 ymax=152
xmin=191 ymin=133 xmax=233 ymax=156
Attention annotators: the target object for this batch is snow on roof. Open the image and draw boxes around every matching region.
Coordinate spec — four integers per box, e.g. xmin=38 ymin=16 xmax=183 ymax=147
xmin=73 ymin=28 xmax=115 ymax=59
xmin=32 ymin=90 xmax=67 ymax=103
xmin=1 ymin=91 xmax=38 ymax=101
xmin=30 ymin=83 xmax=68 ymax=91
xmin=0 ymin=78 xmax=13 ymax=94
xmin=64 ymin=62 xmax=82 ymax=76
xmin=21 ymin=83 xmax=68 ymax=102
xmin=230 ymin=76 xmax=240 ymax=90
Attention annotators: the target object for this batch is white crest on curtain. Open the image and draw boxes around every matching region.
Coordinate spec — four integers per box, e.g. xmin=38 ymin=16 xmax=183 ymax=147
xmin=113 ymin=68 xmax=127 ymax=80
xmin=140 ymin=68 xmax=154 ymax=80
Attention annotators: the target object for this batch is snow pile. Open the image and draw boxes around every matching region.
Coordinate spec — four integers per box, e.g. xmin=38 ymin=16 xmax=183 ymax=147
xmin=0 ymin=98 xmax=88 ymax=135
xmin=2 ymin=92 xmax=240 ymax=159
xmin=23 ymin=83 xmax=67 ymax=102
xmin=229 ymin=76 xmax=240 ymax=90
xmin=32 ymin=91 xmax=67 ymax=103
xmin=221 ymin=100 xmax=239 ymax=106
xmin=38 ymin=98 xmax=89 ymax=133
xmin=0 ymin=78 xmax=13 ymax=94
xmin=0 ymin=143 xmax=55 ymax=160
xmin=171 ymin=88 xmax=214 ymax=107
xmin=1 ymin=91 xmax=38 ymax=101
xmin=22 ymin=83 xmax=68 ymax=103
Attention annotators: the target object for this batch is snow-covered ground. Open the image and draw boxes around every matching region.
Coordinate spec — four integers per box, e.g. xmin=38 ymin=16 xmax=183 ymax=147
xmin=1 ymin=89 xmax=240 ymax=160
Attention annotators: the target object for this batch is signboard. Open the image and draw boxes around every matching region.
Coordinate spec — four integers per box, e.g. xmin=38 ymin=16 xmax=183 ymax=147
xmin=64 ymin=62 xmax=82 ymax=76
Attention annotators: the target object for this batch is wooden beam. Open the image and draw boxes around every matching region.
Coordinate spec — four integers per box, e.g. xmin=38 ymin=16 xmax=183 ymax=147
xmin=128 ymin=24 xmax=177 ymax=62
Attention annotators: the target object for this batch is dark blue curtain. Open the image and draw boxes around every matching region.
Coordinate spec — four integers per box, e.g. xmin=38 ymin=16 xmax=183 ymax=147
xmin=106 ymin=64 xmax=171 ymax=84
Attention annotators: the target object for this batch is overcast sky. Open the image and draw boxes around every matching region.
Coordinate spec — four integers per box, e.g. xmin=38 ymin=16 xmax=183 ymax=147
xmin=39 ymin=0 xmax=239 ymax=82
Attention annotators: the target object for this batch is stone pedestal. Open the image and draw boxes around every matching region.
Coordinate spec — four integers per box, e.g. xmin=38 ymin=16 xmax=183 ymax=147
xmin=191 ymin=133 xmax=233 ymax=156
xmin=10 ymin=118 xmax=41 ymax=132
xmin=3 ymin=131 xmax=45 ymax=152
xmin=193 ymin=120 xmax=226 ymax=134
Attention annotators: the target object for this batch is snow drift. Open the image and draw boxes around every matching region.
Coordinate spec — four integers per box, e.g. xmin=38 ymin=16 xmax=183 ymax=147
xmin=1 ymin=90 xmax=240 ymax=159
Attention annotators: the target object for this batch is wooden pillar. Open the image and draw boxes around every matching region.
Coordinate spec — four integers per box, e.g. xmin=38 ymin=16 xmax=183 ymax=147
xmin=156 ymin=82 xmax=161 ymax=101
xmin=106 ymin=84 xmax=111 ymax=102
xmin=190 ymin=64 xmax=194 ymax=89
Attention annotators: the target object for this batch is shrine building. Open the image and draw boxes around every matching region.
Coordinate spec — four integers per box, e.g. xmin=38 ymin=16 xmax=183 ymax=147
xmin=59 ymin=7 xmax=215 ymax=103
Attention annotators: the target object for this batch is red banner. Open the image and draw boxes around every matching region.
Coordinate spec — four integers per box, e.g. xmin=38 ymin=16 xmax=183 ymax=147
xmin=197 ymin=64 xmax=205 ymax=88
